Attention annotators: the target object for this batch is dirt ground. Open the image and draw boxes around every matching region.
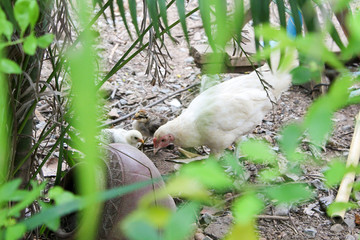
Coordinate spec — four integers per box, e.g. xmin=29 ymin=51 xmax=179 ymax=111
xmin=39 ymin=1 xmax=360 ymax=239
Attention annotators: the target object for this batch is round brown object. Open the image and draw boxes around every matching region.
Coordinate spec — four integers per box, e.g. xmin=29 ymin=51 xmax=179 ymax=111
xmin=58 ymin=143 xmax=176 ymax=239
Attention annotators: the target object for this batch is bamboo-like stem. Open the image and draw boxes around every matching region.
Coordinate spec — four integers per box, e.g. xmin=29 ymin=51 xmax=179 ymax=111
xmin=331 ymin=111 xmax=360 ymax=221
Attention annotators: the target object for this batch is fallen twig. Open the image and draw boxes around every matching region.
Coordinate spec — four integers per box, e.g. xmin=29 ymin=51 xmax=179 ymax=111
xmin=331 ymin=111 xmax=360 ymax=222
xmin=101 ymin=82 xmax=200 ymax=127
xmin=256 ymin=215 xmax=289 ymax=221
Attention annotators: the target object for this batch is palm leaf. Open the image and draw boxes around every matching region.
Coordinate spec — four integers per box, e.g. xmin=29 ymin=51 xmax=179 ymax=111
xmin=176 ymin=0 xmax=189 ymax=44
xmin=128 ymin=0 xmax=140 ymax=36
xmin=117 ymin=0 xmax=133 ymax=39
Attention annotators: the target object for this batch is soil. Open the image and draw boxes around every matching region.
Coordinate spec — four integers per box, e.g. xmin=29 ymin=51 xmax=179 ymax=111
xmin=39 ymin=1 xmax=360 ymax=239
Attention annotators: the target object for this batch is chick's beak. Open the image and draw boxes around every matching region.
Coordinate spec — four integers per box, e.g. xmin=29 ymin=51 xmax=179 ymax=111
xmin=138 ymin=138 xmax=144 ymax=144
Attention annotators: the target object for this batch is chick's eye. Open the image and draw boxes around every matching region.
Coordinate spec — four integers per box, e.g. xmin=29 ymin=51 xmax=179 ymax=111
xmin=134 ymin=137 xmax=138 ymax=140
xmin=161 ymin=139 xmax=165 ymax=142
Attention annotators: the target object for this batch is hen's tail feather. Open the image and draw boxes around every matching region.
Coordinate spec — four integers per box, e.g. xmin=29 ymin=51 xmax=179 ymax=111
xmin=268 ymin=48 xmax=298 ymax=99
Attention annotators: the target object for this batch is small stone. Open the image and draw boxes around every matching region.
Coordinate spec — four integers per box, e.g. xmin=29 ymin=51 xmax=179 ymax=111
xmin=345 ymin=234 xmax=356 ymax=240
xmin=319 ymin=195 xmax=334 ymax=211
xmin=204 ymin=215 xmax=233 ymax=239
xmin=166 ymin=98 xmax=182 ymax=108
xmin=200 ymin=212 xmax=214 ymax=225
xmin=304 ymin=203 xmax=317 ymax=216
xmin=194 ymin=232 xmax=206 ymax=240
xmin=344 ymin=215 xmax=355 ymax=230
xmin=330 ymin=223 xmax=344 ymax=233
xmin=119 ymin=99 xmax=127 ymax=105
xmin=303 ymin=227 xmax=317 ymax=238
xmin=274 ymin=204 xmax=290 ymax=216
xmin=125 ymin=90 xmax=134 ymax=95
xmin=185 ymin=57 xmax=194 ymax=64
xmin=311 ymin=179 xmax=327 ymax=191
xmin=107 ymin=108 xmax=119 ymax=118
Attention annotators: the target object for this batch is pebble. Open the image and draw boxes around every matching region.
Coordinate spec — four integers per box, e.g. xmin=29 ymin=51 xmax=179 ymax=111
xmin=330 ymin=223 xmax=344 ymax=233
xmin=274 ymin=204 xmax=290 ymax=216
xmin=345 ymin=235 xmax=356 ymax=240
xmin=303 ymin=227 xmax=317 ymax=238
xmin=119 ymin=99 xmax=127 ymax=105
xmin=185 ymin=57 xmax=194 ymax=64
xmin=204 ymin=215 xmax=233 ymax=240
xmin=200 ymin=212 xmax=214 ymax=225
xmin=344 ymin=215 xmax=355 ymax=230
xmin=319 ymin=195 xmax=334 ymax=210
xmin=311 ymin=179 xmax=327 ymax=191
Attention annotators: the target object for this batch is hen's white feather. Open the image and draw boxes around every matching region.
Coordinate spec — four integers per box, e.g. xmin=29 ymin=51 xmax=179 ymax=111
xmin=154 ymin=49 xmax=298 ymax=154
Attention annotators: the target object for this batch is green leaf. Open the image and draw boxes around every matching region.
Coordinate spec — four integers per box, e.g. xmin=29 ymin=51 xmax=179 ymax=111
xmin=123 ymin=220 xmax=161 ymax=240
xmin=232 ymin=0 xmax=245 ymax=44
xmin=179 ymin=158 xmax=233 ymax=190
xmin=279 ymin=123 xmax=303 ymax=160
xmin=23 ymin=33 xmax=37 ymax=55
xmin=291 ymin=66 xmax=312 ymax=84
xmin=128 ymin=0 xmax=140 ymax=36
xmin=258 ymin=168 xmax=281 ymax=183
xmin=198 ymin=0 xmax=214 ymax=50
xmin=275 ymin=0 xmax=286 ymax=29
xmin=240 ymin=139 xmax=276 ymax=165
xmin=5 ymin=223 xmax=26 ymax=240
xmin=304 ymin=97 xmax=334 ymax=145
xmin=232 ymin=192 xmax=264 ymax=224
xmin=327 ymin=201 xmax=357 ymax=217
xmin=14 ymin=0 xmax=39 ymax=33
xmin=38 ymin=202 xmax=60 ymax=231
xmin=146 ymin=0 xmax=160 ymax=37
xmin=289 ymin=0 xmax=302 ymax=36
xmin=164 ymin=202 xmax=200 ymax=240
xmin=36 ymin=34 xmax=54 ymax=48
xmin=0 ymin=19 xmax=14 ymax=41
xmin=116 ymin=0 xmax=133 ymax=39
xmin=49 ymin=186 xmax=77 ymax=205
xmin=176 ymin=0 xmax=189 ymax=44
xmin=0 ymin=179 xmax=22 ymax=204
xmin=264 ymin=183 xmax=313 ymax=204
xmin=0 ymin=59 xmax=22 ymax=74
xmin=323 ymin=160 xmax=347 ymax=187
xmin=158 ymin=0 xmax=169 ymax=31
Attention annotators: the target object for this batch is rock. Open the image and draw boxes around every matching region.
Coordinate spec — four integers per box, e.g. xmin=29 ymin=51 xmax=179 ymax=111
xmin=330 ymin=223 xmax=344 ymax=233
xmin=119 ymin=99 xmax=127 ymax=105
xmin=107 ymin=108 xmax=119 ymax=118
xmin=303 ymin=227 xmax=317 ymax=238
xmin=200 ymin=212 xmax=214 ymax=225
xmin=166 ymin=98 xmax=182 ymax=108
xmin=345 ymin=234 xmax=356 ymax=240
xmin=319 ymin=195 xmax=334 ymax=211
xmin=311 ymin=179 xmax=326 ymax=191
xmin=304 ymin=203 xmax=318 ymax=216
xmin=344 ymin=215 xmax=355 ymax=230
xmin=185 ymin=57 xmax=194 ymax=64
xmin=204 ymin=214 xmax=233 ymax=239
xmin=274 ymin=204 xmax=290 ymax=216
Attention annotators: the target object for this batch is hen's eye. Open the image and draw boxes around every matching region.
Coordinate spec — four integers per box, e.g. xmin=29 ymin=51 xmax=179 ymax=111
xmin=161 ymin=139 xmax=165 ymax=142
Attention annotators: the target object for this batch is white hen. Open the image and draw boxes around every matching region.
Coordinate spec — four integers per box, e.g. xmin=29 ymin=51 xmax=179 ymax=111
xmin=101 ymin=128 xmax=144 ymax=147
xmin=153 ymin=50 xmax=298 ymax=155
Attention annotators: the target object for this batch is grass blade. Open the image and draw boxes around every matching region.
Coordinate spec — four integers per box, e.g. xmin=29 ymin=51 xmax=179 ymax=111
xmin=289 ymin=0 xmax=302 ymax=36
xmin=128 ymin=0 xmax=140 ymax=36
xmin=117 ymin=0 xmax=133 ymax=40
xmin=176 ymin=0 xmax=189 ymax=44
xmin=198 ymin=0 xmax=214 ymax=50
xmin=146 ymin=0 xmax=161 ymax=37
xmin=275 ymin=0 xmax=286 ymax=29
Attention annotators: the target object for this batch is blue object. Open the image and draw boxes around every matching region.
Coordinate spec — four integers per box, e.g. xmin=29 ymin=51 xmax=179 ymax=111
xmin=286 ymin=11 xmax=303 ymax=38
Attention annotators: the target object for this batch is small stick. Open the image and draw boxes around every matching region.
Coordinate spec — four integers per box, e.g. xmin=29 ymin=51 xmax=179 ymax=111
xmin=101 ymin=82 xmax=200 ymax=127
xmin=256 ymin=215 xmax=289 ymax=221
xmin=331 ymin=111 xmax=360 ymax=222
